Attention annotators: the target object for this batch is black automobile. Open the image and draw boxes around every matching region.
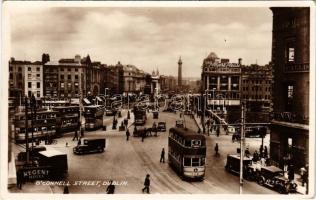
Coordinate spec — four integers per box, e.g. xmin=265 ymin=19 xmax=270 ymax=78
xmin=175 ymin=120 xmax=184 ymax=128
xmin=153 ymin=111 xmax=159 ymax=119
xmin=157 ymin=122 xmax=166 ymax=132
xmin=73 ymin=138 xmax=106 ymax=155
xmin=257 ymin=166 xmax=297 ymax=194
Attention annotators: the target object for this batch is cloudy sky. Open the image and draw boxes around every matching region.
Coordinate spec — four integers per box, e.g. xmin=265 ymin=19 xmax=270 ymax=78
xmin=7 ymin=6 xmax=272 ymax=77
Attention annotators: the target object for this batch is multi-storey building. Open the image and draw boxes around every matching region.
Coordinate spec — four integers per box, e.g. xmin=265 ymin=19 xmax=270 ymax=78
xmin=201 ymin=52 xmax=241 ymax=120
xmin=23 ymin=61 xmax=43 ymax=98
xmin=44 ymin=55 xmax=87 ymax=98
xmin=9 ymin=58 xmax=43 ymax=99
xmin=9 ymin=58 xmax=25 ymax=100
xmin=270 ymin=7 xmax=310 ymax=170
xmin=241 ymin=64 xmax=273 ymax=123
xmin=160 ymin=75 xmax=177 ymax=93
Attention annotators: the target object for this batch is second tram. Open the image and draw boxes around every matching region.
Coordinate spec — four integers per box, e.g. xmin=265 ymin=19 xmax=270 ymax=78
xmin=53 ymin=106 xmax=80 ymax=134
xmin=168 ymin=127 xmax=206 ymax=181
xmin=84 ymin=105 xmax=105 ymax=130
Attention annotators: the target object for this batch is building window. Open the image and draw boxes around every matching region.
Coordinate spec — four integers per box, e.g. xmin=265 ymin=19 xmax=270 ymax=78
xmin=9 ymin=74 xmax=13 ymax=79
xmin=68 ymin=83 xmax=71 ymax=88
xmin=68 ymin=68 xmax=71 ymax=72
xmin=18 ymin=67 xmax=22 ymax=72
xmin=75 ymin=75 xmax=78 ymax=79
xmin=36 ymin=67 xmax=40 ymax=71
xmin=37 ymin=91 xmax=40 ymax=97
xmin=288 ymin=48 xmax=295 ymax=62
xmin=75 ymin=68 xmax=78 ymax=72
xmin=60 ymin=68 xmax=64 ymax=71
xmin=68 ymin=75 xmax=71 ymax=80
xmin=61 ymin=82 xmax=64 ymax=88
xmin=36 ymin=74 xmax=40 ymax=78
xmin=28 ymin=82 xmax=32 ymax=88
xmin=28 ymin=74 xmax=31 ymax=79
xmin=28 ymin=67 xmax=31 ymax=71
xmin=9 ymin=67 xmax=13 ymax=71
xmin=287 ymin=85 xmax=294 ymax=98
xmin=61 ymin=75 xmax=64 ymax=79
xmin=37 ymin=82 xmax=40 ymax=88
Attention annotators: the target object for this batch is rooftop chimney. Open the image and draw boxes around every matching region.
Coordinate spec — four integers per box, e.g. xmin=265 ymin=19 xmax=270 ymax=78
xmin=238 ymin=58 xmax=242 ymax=65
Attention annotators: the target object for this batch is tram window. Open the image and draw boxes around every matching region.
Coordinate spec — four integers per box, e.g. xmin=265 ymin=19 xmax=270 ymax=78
xmin=185 ymin=140 xmax=191 ymax=147
xmin=184 ymin=157 xmax=191 ymax=166
xmin=192 ymin=140 xmax=201 ymax=147
xmin=192 ymin=158 xmax=200 ymax=167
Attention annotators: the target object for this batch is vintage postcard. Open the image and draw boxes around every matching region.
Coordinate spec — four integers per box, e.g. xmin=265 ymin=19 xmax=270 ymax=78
xmin=1 ymin=1 xmax=315 ymax=200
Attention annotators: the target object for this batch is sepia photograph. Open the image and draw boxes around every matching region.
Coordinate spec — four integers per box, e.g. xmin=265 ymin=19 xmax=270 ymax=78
xmin=1 ymin=1 xmax=315 ymax=199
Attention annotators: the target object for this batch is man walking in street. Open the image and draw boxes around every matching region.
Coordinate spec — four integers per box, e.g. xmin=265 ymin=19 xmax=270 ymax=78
xmin=216 ymin=127 xmax=220 ymax=137
xmin=160 ymin=148 xmax=165 ymax=163
xmin=72 ymin=130 xmax=79 ymax=141
xmin=142 ymin=174 xmax=150 ymax=194
xmin=106 ymin=180 xmax=115 ymax=194
xmin=16 ymin=169 xmax=23 ymax=190
xmin=126 ymin=129 xmax=130 ymax=141
xmin=215 ymin=143 xmax=219 ymax=156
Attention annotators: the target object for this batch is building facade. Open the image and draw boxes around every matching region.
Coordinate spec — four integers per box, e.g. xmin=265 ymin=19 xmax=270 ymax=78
xmin=270 ymin=7 xmax=309 ymax=170
xmin=44 ymin=55 xmax=87 ymax=98
xmin=9 ymin=59 xmax=43 ymax=99
xmin=201 ymin=52 xmax=241 ymax=118
xmin=241 ymin=64 xmax=273 ymax=123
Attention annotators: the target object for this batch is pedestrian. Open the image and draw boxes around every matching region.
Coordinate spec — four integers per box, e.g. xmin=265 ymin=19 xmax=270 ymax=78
xmin=63 ymin=185 xmax=69 ymax=194
xmin=153 ymin=122 xmax=158 ymax=136
xmin=16 ymin=169 xmax=23 ymax=190
xmin=245 ymin=148 xmax=250 ymax=157
xmin=124 ymin=118 xmax=128 ymax=128
xmin=215 ymin=143 xmax=219 ymax=156
xmin=126 ymin=129 xmax=130 ymax=141
xmin=77 ymin=138 xmax=81 ymax=146
xmin=300 ymin=166 xmax=307 ymax=186
xmin=264 ymin=146 xmax=268 ymax=158
xmin=302 ymin=165 xmax=308 ymax=187
xmin=65 ymin=142 xmax=68 ymax=147
xmin=73 ymin=130 xmax=78 ymax=141
xmin=142 ymin=174 xmax=150 ymax=194
xmin=288 ymin=164 xmax=295 ymax=181
xmin=141 ymin=128 xmax=146 ymax=142
xmin=216 ymin=127 xmax=220 ymax=137
xmin=253 ymin=150 xmax=259 ymax=162
xmin=160 ymin=148 xmax=165 ymax=163
xmin=259 ymin=145 xmax=263 ymax=158
xmin=106 ymin=180 xmax=115 ymax=194
xmin=232 ymin=134 xmax=235 ymax=143
xmin=80 ymin=128 xmax=84 ymax=137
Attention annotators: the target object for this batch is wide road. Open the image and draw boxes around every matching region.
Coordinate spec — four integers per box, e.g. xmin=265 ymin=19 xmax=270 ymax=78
xmin=11 ymin=110 xmax=277 ymax=194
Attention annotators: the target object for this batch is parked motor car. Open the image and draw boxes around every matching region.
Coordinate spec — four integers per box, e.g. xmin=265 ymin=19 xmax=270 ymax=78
xmin=175 ymin=120 xmax=184 ymax=128
xmin=257 ymin=166 xmax=297 ymax=194
xmin=157 ymin=122 xmax=166 ymax=132
xmin=153 ymin=111 xmax=159 ymax=119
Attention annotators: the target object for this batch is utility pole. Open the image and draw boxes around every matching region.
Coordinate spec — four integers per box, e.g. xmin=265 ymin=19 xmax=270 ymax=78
xmin=24 ymin=97 xmax=29 ymax=164
xmin=240 ymin=101 xmax=246 ymax=194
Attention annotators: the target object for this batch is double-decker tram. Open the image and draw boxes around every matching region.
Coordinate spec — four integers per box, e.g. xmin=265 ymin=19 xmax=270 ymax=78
xmin=53 ymin=106 xmax=80 ymax=135
xmin=84 ymin=105 xmax=105 ymax=130
xmin=168 ymin=127 xmax=206 ymax=181
xmin=14 ymin=110 xmax=58 ymax=143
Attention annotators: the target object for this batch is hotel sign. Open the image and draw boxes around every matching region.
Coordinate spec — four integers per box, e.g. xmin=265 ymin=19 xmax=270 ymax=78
xmin=21 ymin=167 xmax=52 ymax=180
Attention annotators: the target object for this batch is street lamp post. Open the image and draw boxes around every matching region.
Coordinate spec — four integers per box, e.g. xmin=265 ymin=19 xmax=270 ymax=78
xmin=24 ymin=96 xmax=30 ymax=164
xmin=240 ymin=101 xmax=246 ymax=194
xmin=212 ymin=88 xmax=216 ymax=111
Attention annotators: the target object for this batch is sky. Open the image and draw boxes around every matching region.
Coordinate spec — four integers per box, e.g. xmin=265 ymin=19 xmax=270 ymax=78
xmin=7 ymin=6 xmax=273 ymax=77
